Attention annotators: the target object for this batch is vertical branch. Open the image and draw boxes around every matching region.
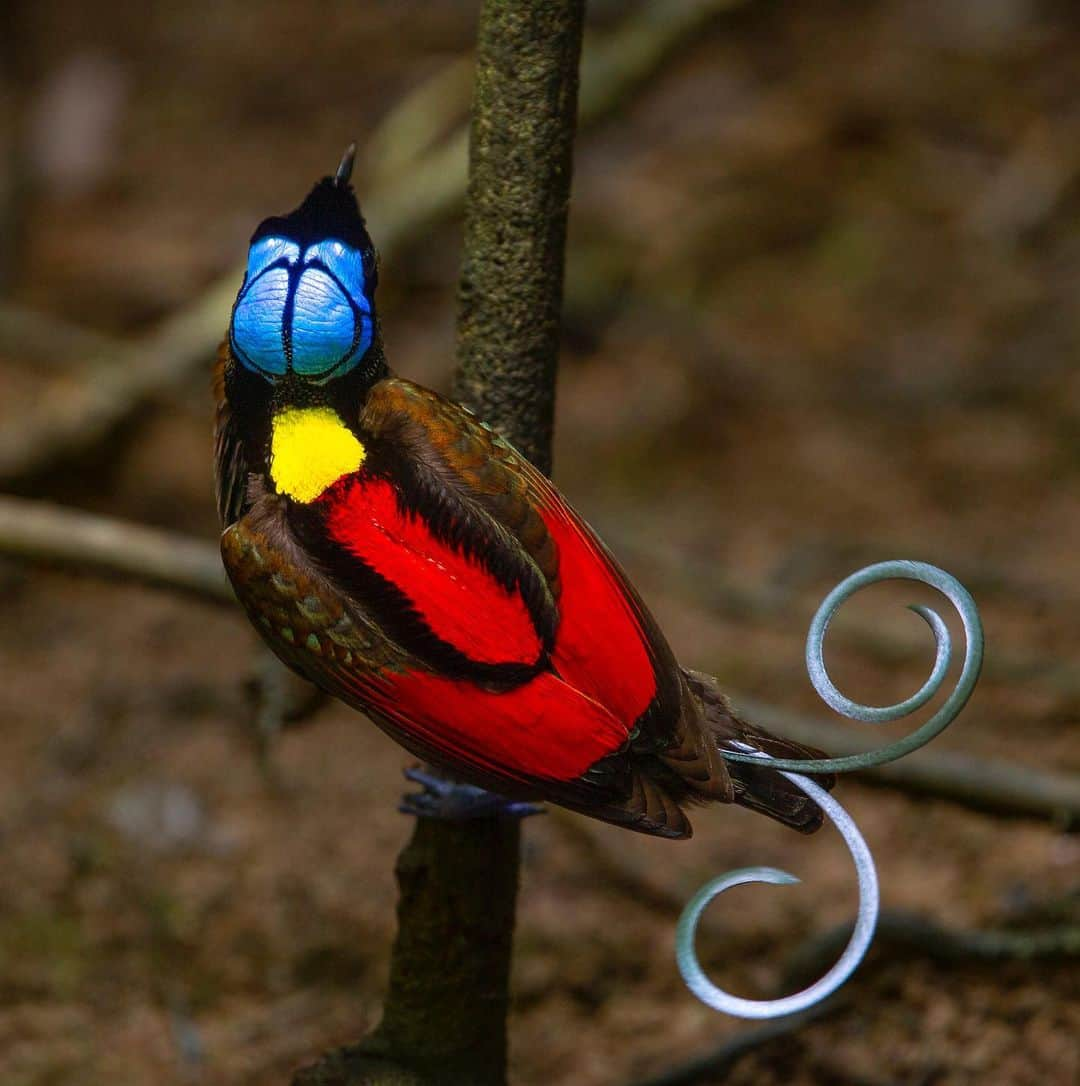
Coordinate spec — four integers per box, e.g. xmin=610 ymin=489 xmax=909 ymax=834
xmin=453 ymin=0 xmax=585 ymax=472
xmin=294 ymin=2 xmax=585 ymax=1084
xmin=377 ymin=1 xmax=585 ymax=1078
xmin=369 ymin=819 xmax=523 ymax=1084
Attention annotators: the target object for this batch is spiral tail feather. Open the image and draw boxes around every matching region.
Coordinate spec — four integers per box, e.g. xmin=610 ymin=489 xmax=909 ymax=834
xmin=682 ymin=668 xmax=836 ymax=834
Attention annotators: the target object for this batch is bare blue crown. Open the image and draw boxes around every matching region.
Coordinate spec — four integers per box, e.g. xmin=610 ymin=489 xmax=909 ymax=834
xmin=230 ymin=234 xmax=373 ymax=381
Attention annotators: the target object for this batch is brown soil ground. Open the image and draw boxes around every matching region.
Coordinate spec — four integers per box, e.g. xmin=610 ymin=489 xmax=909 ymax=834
xmin=0 ymin=1 xmax=1078 ymax=1084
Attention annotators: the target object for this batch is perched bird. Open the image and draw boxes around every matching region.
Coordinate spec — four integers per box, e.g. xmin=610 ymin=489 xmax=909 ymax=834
xmin=215 ymin=148 xmax=833 ymax=839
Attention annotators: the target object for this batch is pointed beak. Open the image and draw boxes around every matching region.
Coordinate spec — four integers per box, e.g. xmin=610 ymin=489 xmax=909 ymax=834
xmin=334 ymin=143 xmax=357 ymax=187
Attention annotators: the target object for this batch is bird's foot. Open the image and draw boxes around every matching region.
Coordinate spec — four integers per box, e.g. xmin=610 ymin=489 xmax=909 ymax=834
xmin=399 ymin=767 xmax=544 ymax=821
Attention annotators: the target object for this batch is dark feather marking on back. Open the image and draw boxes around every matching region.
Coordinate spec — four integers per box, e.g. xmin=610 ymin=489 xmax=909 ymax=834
xmin=363 ymin=435 xmax=559 ymax=652
xmin=286 ymin=485 xmax=546 ymax=688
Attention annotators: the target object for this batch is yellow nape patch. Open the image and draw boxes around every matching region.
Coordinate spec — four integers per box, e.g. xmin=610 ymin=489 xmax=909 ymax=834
xmin=270 ymin=407 xmax=366 ymax=503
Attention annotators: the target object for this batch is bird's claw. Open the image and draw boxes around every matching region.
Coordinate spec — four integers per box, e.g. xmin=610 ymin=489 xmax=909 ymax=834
xmin=399 ymin=767 xmax=544 ymax=821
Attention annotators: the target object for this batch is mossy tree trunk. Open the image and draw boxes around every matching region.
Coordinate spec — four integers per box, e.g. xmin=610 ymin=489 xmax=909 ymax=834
xmin=453 ymin=0 xmax=585 ymax=472
xmin=292 ymin=1 xmax=585 ymax=1083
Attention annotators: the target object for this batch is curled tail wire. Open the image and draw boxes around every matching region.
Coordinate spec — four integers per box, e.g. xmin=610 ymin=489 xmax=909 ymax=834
xmin=721 ymin=560 xmax=983 ymax=774
xmin=678 ymin=561 xmax=982 ymax=1019
xmin=677 ymin=744 xmax=879 ymax=1018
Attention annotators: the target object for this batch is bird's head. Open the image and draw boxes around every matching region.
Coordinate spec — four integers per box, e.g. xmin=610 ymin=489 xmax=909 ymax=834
xmin=229 ymin=145 xmax=380 ymax=386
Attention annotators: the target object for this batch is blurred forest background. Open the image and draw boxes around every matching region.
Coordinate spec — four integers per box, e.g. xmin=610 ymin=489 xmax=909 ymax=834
xmin=0 ymin=0 xmax=1078 ymax=1083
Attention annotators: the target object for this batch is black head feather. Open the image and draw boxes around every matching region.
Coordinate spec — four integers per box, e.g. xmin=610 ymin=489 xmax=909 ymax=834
xmin=251 ymin=172 xmax=374 ymax=256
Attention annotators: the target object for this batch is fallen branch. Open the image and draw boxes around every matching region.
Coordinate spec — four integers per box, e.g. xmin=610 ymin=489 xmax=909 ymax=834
xmin=0 ymin=302 xmax=119 ymax=370
xmin=782 ymin=910 xmax=1080 ymax=993
xmin=0 ymin=275 xmax=241 ymax=487
xmin=0 ymin=494 xmax=231 ymax=602
xmin=0 ymin=0 xmax=747 ymax=487
xmin=737 ymin=695 xmax=1080 ymax=827
xmin=2 ymin=494 xmax=1077 ymax=826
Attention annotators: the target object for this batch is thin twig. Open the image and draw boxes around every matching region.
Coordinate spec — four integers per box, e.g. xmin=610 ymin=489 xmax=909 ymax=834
xmin=0 ymin=0 xmax=746 ymax=487
xmin=363 ymin=55 xmax=474 ymax=189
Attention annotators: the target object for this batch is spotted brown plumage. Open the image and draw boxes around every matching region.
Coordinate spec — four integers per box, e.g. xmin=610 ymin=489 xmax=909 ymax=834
xmin=216 ymin=159 xmax=833 ymax=839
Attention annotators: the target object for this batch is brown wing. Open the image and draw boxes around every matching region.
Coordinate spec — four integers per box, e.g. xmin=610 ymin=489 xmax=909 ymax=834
xmin=221 ymin=483 xmax=700 ymax=836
